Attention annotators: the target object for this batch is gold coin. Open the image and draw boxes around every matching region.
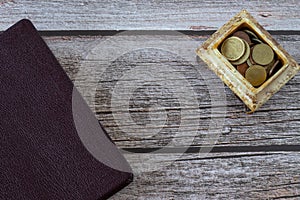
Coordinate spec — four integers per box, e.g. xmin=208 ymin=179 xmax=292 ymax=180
xmin=252 ymin=38 xmax=263 ymax=44
xmin=249 ymin=46 xmax=256 ymax=65
xmin=245 ymin=65 xmax=267 ymax=87
xmin=252 ymin=44 xmax=274 ymax=65
xmin=247 ymin=58 xmax=253 ymax=67
xmin=221 ymin=36 xmax=245 ymax=61
xmin=264 ymin=59 xmax=275 ymax=73
xmin=231 ymin=40 xmax=250 ymax=65
xmin=269 ymin=60 xmax=281 ymax=76
xmin=244 ymin=29 xmax=258 ymax=39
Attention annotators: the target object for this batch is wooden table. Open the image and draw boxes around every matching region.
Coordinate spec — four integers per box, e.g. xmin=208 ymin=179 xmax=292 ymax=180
xmin=1 ymin=1 xmax=299 ymax=199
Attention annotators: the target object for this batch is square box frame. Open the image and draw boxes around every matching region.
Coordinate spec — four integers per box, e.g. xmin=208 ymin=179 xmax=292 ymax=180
xmin=196 ymin=10 xmax=299 ymax=112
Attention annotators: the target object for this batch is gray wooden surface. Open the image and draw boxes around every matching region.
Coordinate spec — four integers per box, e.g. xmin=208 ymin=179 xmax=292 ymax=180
xmin=0 ymin=0 xmax=300 ymax=31
xmin=2 ymin=0 xmax=300 ymax=199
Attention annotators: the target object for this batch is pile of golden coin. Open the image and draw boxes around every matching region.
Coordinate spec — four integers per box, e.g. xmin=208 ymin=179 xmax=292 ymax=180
xmin=220 ymin=29 xmax=281 ymax=87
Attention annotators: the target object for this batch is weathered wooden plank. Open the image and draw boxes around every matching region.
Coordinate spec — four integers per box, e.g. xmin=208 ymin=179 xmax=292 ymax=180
xmin=110 ymin=152 xmax=300 ymax=200
xmin=2 ymin=1 xmax=299 ymax=198
xmin=43 ymin=33 xmax=300 ymax=148
xmin=0 ymin=0 xmax=300 ymax=31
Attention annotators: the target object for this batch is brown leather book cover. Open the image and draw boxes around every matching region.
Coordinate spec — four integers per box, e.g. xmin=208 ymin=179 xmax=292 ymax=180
xmin=0 ymin=19 xmax=133 ymax=200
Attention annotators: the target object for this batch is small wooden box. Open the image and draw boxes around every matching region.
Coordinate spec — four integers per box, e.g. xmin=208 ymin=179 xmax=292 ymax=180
xmin=196 ymin=10 xmax=300 ymax=112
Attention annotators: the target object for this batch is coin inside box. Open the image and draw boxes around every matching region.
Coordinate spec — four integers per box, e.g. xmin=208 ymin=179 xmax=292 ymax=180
xmin=196 ymin=10 xmax=299 ymax=112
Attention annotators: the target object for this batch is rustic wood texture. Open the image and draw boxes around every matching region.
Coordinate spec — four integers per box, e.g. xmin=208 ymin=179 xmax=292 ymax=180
xmin=2 ymin=1 xmax=300 ymax=199
xmin=111 ymin=152 xmax=300 ymax=200
xmin=44 ymin=34 xmax=300 ymax=148
xmin=0 ymin=0 xmax=299 ymax=31
xmin=42 ymin=32 xmax=300 ymax=199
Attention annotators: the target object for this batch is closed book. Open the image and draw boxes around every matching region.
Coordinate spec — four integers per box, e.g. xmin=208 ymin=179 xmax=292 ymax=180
xmin=0 ymin=19 xmax=133 ymax=200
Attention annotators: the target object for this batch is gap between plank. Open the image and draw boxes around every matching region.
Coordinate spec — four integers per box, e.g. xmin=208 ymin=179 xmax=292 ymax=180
xmin=27 ymin=30 xmax=300 ymax=37
xmin=122 ymin=145 xmax=300 ymax=154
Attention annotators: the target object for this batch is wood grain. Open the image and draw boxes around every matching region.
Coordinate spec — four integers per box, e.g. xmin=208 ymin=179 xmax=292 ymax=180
xmin=1 ymin=1 xmax=299 ymax=198
xmin=111 ymin=152 xmax=300 ymax=200
xmin=43 ymin=33 xmax=300 ymax=148
xmin=0 ymin=0 xmax=300 ymax=31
